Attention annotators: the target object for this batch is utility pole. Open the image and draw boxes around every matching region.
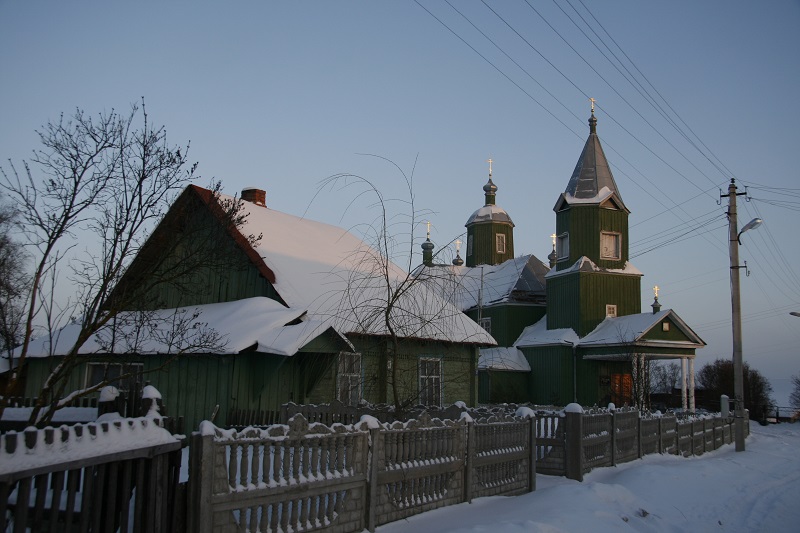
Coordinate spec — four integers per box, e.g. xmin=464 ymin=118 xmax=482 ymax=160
xmin=722 ymin=178 xmax=747 ymax=452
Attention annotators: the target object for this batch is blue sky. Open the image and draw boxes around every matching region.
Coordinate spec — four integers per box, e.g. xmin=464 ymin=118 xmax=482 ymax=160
xmin=1 ymin=1 xmax=798 ymax=406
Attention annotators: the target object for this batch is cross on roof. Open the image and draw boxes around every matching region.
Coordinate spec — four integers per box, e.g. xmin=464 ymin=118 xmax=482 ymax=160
xmin=487 ymin=158 xmax=493 ymax=177
xmin=653 ymin=285 xmax=660 ymax=298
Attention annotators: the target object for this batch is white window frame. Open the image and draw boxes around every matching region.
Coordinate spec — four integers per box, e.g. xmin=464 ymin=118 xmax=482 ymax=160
xmin=419 ymin=357 xmax=442 ymax=407
xmin=337 ymin=351 xmax=362 ymax=406
xmin=600 ymin=231 xmax=621 ymax=260
xmin=556 ymin=233 xmax=569 ymax=260
xmin=85 ymin=362 xmax=143 ymax=393
xmin=496 ymin=233 xmax=506 ymax=254
xmin=479 ymin=317 xmax=492 ymax=334
xmin=662 ymin=321 xmax=670 ymax=332
xmin=606 ymin=304 xmax=618 ymax=318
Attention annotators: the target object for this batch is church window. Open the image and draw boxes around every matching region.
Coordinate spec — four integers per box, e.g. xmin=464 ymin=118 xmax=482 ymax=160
xmin=600 ymin=232 xmax=621 ymax=260
xmin=337 ymin=352 xmax=362 ymax=406
xmin=479 ymin=317 xmax=492 ymax=334
xmin=467 ymin=234 xmax=473 ymax=256
xmin=496 ymin=233 xmax=506 ymax=254
xmin=556 ymin=233 xmax=569 ymax=260
xmin=606 ymin=304 xmax=617 ymax=318
xmin=419 ymin=357 xmax=442 ymax=406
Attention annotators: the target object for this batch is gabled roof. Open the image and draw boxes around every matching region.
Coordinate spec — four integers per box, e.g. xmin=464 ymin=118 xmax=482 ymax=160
xmin=18 ymin=297 xmax=354 ymax=358
xmin=554 ymin=113 xmax=629 ymax=213
xmin=445 ymin=255 xmax=548 ymax=311
xmin=514 ymin=310 xmax=705 ymax=352
xmin=579 ymin=309 xmax=705 ymax=349
xmin=478 ymin=347 xmax=530 ymax=372
xmin=514 ymin=317 xmax=579 ymax=348
xmin=212 ymin=189 xmax=494 ymax=345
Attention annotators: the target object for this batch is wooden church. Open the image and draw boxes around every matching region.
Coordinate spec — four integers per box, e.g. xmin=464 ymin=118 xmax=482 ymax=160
xmin=426 ymin=109 xmax=705 ymax=408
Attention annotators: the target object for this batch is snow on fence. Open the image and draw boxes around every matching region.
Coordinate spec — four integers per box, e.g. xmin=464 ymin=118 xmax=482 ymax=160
xmin=561 ymin=408 xmax=748 ymax=482
xmin=190 ymin=412 xmax=537 ymax=533
xmin=0 ymin=417 xmax=183 ymax=532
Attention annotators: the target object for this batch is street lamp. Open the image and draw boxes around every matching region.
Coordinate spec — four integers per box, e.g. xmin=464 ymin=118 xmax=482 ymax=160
xmin=724 ymin=177 xmax=761 ymax=453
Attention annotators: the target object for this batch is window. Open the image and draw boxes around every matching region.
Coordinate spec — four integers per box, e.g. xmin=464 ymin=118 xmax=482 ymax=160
xmin=419 ymin=358 xmax=442 ymax=406
xmin=496 ymin=233 xmax=506 ymax=254
xmin=85 ymin=362 xmax=143 ymax=392
xmin=479 ymin=317 xmax=492 ymax=334
xmin=600 ymin=232 xmax=621 ymax=260
xmin=662 ymin=321 xmax=670 ymax=332
xmin=337 ymin=352 xmax=362 ymax=406
xmin=606 ymin=304 xmax=617 ymax=318
xmin=556 ymin=233 xmax=569 ymax=260
xmin=467 ymin=234 xmax=473 ymax=256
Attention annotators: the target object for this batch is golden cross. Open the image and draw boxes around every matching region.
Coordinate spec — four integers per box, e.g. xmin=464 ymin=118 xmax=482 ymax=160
xmin=653 ymin=285 xmax=659 ymax=298
xmin=551 ymin=233 xmax=557 ymax=247
xmin=589 ymin=97 xmax=596 ymax=113
xmin=426 ymin=221 xmax=431 ymax=239
xmin=455 ymin=239 xmax=462 ymax=253
xmin=487 ymin=158 xmax=493 ymax=177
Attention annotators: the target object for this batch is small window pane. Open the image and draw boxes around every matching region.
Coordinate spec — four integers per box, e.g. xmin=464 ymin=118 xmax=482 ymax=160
xmin=496 ymin=233 xmax=506 ymax=254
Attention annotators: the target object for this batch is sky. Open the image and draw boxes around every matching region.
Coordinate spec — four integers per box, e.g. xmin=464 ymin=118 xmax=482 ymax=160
xmin=378 ymin=422 xmax=800 ymax=533
xmin=1 ymin=1 xmax=798 ymax=406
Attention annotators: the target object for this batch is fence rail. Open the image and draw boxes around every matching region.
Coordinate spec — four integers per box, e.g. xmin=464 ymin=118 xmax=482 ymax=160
xmin=0 ymin=418 xmax=184 ymax=532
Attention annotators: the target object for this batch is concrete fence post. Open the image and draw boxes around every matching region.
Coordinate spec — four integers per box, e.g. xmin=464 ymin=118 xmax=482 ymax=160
xmin=367 ymin=427 xmax=380 ymax=533
xmin=637 ymin=412 xmax=643 ymax=459
xmin=529 ymin=416 xmax=537 ymax=492
xmin=611 ymin=411 xmax=617 ymax=467
xmin=465 ymin=421 xmax=475 ymax=503
xmin=564 ymin=409 xmax=584 ymax=482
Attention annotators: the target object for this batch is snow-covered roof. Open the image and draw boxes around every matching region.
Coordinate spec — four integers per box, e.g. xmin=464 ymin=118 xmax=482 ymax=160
xmin=221 ymin=191 xmax=494 ymax=345
xmin=514 ymin=310 xmax=705 ymax=351
xmin=545 ymin=257 xmax=643 ymax=279
xmin=514 ymin=317 xmax=579 ymax=348
xmin=442 ymin=255 xmax=547 ymax=311
xmin=465 ymin=204 xmax=514 ymax=226
xmin=478 ymin=347 xmax=530 ymax=371
xmin=18 ymin=297 xmax=353 ymax=358
xmin=579 ymin=310 xmax=705 ymax=348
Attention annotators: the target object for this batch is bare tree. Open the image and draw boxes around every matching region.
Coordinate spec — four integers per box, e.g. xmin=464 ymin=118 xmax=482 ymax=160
xmin=0 ymin=101 xmax=258 ymax=426
xmin=316 ymin=157 xmax=486 ymax=414
xmin=790 ymin=373 xmax=800 ymax=416
xmin=0 ymin=197 xmax=28 ymax=365
xmin=650 ymin=361 xmax=681 ymax=394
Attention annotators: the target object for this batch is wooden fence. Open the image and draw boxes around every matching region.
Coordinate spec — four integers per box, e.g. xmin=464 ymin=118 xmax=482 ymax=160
xmin=189 ymin=412 xmax=537 ymax=533
xmin=0 ymin=418 xmax=183 ymax=532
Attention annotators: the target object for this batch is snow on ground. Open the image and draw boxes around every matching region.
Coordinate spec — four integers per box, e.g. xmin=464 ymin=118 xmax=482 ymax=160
xmin=378 ymin=423 xmax=800 ymax=533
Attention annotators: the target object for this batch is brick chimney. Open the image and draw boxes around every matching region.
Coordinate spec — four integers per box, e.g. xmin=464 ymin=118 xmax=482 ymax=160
xmin=241 ymin=187 xmax=266 ymax=207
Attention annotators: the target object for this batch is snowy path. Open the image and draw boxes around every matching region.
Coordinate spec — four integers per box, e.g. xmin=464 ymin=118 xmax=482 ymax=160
xmin=377 ymin=423 xmax=800 ymax=533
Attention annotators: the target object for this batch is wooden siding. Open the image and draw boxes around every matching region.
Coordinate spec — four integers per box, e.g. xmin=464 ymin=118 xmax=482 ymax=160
xmin=465 ymin=304 xmax=546 ymax=346
xmin=351 ymin=337 xmax=478 ymax=407
xmin=546 ymin=271 xmax=642 ymax=336
xmin=118 ymin=193 xmax=283 ymax=310
xmin=555 ymin=205 xmax=628 ymax=271
xmin=479 ymin=370 xmax=529 ymax=404
xmin=522 ymin=345 xmax=574 ymax=406
xmin=466 ymin=221 xmax=514 ymax=267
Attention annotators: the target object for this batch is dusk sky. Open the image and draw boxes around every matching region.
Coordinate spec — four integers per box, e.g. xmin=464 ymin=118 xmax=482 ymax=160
xmin=1 ymin=1 xmax=798 ymax=406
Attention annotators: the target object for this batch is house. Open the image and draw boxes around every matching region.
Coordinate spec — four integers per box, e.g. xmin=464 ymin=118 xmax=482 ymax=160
xmin=19 ymin=185 xmax=494 ymax=430
xmin=425 ymin=109 xmax=704 ymax=408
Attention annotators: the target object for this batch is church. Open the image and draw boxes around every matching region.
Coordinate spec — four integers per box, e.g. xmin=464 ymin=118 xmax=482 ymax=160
xmin=422 ymin=108 xmax=705 ymax=409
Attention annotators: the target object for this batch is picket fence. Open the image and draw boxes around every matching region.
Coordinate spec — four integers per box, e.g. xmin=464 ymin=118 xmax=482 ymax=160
xmin=0 ymin=418 xmax=183 ymax=532
xmin=188 ymin=412 xmax=536 ymax=533
xmin=0 ymin=403 xmax=747 ymax=533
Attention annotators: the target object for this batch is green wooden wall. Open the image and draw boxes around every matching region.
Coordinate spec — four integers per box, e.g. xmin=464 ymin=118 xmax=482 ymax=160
xmin=555 ymin=205 xmax=629 ymax=271
xmin=478 ymin=370 xmax=529 ymax=404
xmin=465 ymin=304 xmax=546 ymax=346
xmin=546 ymin=271 xmax=642 ymax=336
xmin=466 ymin=222 xmax=515 ymax=267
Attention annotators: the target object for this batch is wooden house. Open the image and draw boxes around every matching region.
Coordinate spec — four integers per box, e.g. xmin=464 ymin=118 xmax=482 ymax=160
xmin=20 ymin=185 xmax=494 ymax=429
